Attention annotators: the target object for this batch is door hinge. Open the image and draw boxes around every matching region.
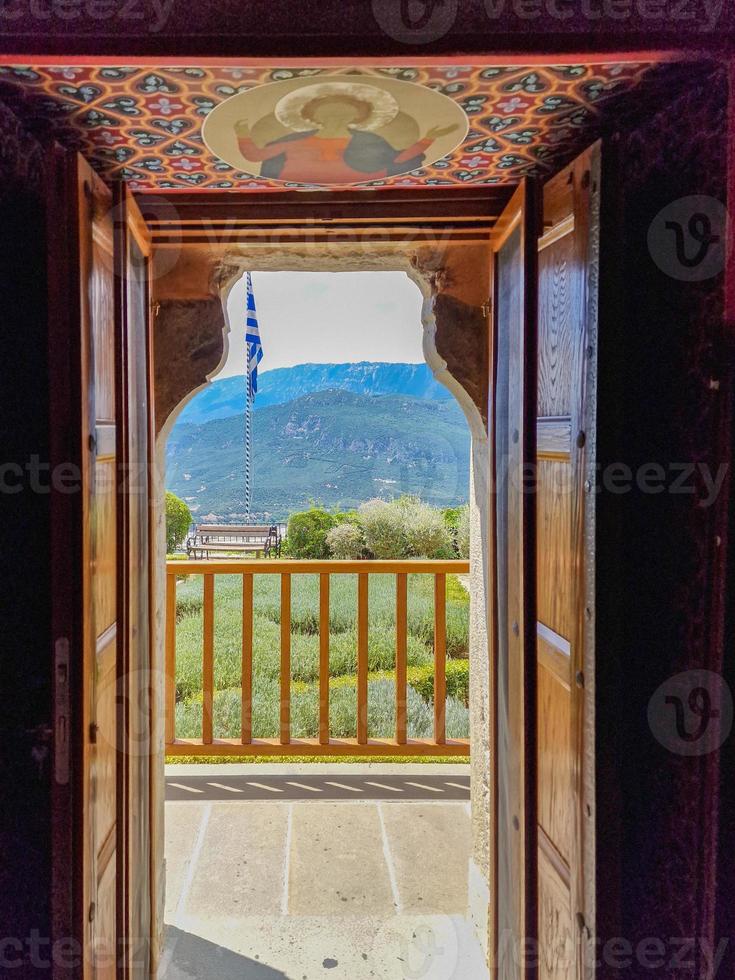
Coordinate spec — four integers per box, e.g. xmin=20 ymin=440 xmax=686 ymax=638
xmin=89 ymin=722 xmax=99 ymax=744
xmin=151 ymin=301 xmax=161 ymax=318
xmin=481 ymin=299 xmax=492 ymax=319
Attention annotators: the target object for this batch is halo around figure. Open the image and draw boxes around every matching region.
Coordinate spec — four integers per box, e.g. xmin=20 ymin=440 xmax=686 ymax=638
xmin=274 ymin=81 xmax=400 ymax=133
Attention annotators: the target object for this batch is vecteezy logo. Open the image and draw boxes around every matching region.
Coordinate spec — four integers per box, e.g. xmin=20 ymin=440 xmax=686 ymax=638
xmin=648 ymin=669 xmax=732 ymax=757
xmin=647 ymin=196 xmax=726 ymax=282
xmin=372 ymin=0 xmax=458 ymax=44
xmin=370 ymin=915 xmax=460 ymax=978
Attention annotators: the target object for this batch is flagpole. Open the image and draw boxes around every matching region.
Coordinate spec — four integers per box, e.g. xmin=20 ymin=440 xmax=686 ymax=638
xmin=244 ymin=272 xmax=262 ymax=525
xmin=245 ymin=341 xmax=253 ymax=521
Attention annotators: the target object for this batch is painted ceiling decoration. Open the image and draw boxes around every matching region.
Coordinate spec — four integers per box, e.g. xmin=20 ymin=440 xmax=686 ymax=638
xmin=0 ymin=63 xmax=658 ymax=191
xmin=202 ymin=75 xmax=468 ymax=186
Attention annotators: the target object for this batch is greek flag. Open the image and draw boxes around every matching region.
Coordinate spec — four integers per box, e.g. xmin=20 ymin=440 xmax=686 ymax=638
xmin=245 ymin=272 xmax=263 ymax=397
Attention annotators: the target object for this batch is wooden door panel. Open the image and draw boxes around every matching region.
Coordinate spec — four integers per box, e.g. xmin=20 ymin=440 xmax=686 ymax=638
xmin=491 ymin=179 xmax=538 ymax=979
xmin=95 ymin=631 xmax=118 ymax=851
xmin=92 ymin=454 xmax=117 ymax=634
xmin=536 ymin=458 xmax=573 ymax=640
xmin=78 ymin=154 xmax=119 ymax=978
xmin=91 ymin=232 xmax=115 ymax=420
xmin=537 ymin=636 xmax=572 ymax=866
xmin=535 ymin=145 xmax=599 ymax=980
xmin=537 ymin=228 xmax=576 ymax=419
xmin=95 ymin=854 xmax=118 ymax=980
xmin=538 ymin=842 xmax=574 ymax=980
xmin=115 ymin=186 xmax=154 ymax=977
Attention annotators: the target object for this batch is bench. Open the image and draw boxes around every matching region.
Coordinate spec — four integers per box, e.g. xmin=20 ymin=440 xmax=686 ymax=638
xmin=186 ymin=523 xmax=282 ymax=560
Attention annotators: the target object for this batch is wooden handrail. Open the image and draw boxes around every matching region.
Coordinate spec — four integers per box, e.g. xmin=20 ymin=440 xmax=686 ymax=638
xmin=164 ymin=558 xmax=470 ymax=758
xmin=169 ymin=559 xmax=468 ymax=575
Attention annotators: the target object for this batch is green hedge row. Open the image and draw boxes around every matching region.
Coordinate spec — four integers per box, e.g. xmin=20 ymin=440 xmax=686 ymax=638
xmin=408 ymin=659 xmax=470 ymax=707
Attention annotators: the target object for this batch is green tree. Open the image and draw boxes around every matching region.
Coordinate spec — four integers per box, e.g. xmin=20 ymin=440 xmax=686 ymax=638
xmin=166 ymin=491 xmax=192 ymax=554
xmin=285 ymin=508 xmax=336 ymax=559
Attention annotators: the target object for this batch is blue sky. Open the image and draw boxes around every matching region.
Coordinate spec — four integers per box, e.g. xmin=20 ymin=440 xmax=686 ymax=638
xmin=220 ymin=271 xmax=425 ymax=377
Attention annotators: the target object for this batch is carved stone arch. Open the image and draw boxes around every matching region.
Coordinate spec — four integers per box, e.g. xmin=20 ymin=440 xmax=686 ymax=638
xmin=154 ymin=296 xmax=230 ymax=440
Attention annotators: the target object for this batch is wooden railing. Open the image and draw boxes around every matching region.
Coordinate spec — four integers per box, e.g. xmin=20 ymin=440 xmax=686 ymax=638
xmin=165 ymin=560 xmax=470 ymax=757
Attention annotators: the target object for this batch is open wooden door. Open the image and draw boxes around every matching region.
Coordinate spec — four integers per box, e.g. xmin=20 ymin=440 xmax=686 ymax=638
xmin=73 ymin=158 xmax=155 ymax=978
xmin=534 ymin=144 xmax=599 ymax=980
xmin=491 ymin=149 xmax=599 ymax=980
xmin=76 ymin=155 xmax=119 ymax=978
xmin=114 ymin=186 xmax=154 ymax=978
xmin=490 ymin=179 xmax=538 ymax=979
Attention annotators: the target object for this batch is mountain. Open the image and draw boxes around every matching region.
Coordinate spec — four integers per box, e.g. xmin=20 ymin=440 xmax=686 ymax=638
xmin=176 ymin=361 xmax=452 ymax=425
xmin=166 ymin=389 xmax=470 ymax=522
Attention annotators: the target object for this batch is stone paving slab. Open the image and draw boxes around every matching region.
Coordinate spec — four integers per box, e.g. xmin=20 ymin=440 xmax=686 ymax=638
xmin=381 ymin=804 xmax=472 ymax=915
xmin=288 ymin=803 xmax=396 ymax=916
xmin=164 ymin=803 xmax=209 ymax=921
xmin=185 ymin=803 xmax=289 ymax=918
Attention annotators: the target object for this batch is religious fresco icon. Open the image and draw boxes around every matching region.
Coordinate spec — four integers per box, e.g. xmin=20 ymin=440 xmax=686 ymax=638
xmin=202 ymin=74 xmax=469 ymax=186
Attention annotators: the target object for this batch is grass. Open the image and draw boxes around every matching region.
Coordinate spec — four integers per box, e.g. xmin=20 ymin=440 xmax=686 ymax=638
xmin=172 ymin=572 xmax=470 ymax=747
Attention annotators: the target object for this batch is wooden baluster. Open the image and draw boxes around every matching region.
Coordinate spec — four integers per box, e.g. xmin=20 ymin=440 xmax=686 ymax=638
xmin=280 ymin=573 xmax=291 ymax=744
xmin=203 ymin=574 xmax=214 ymax=745
xmin=241 ymin=573 xmax=253 ymax=745
xmin=319 ymin=573 xmax=330 ymax=746
xmin=357 ymin=572 xmax=369 ymax=744
xmin=395 ymin=573 xmax=408 ymax=745
xmin=165 ymin=570 xmax=177 ymax=746
xmin=434 ymin=573 xmax=447 ymax=745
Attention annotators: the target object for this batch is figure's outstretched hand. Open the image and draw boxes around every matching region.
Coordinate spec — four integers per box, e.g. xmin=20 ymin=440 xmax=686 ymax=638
xmin=425 ymin=122 xmax=460 ymax=140
xmin=235 ymin=119 xmax=251 ymax=137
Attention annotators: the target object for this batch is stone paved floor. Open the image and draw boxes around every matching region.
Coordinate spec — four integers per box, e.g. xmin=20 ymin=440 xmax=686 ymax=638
xmin=161 ymin=790 xmax=488 ymax=979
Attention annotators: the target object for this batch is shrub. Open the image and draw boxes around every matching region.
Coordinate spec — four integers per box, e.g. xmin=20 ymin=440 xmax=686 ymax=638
xmin=166 ymin=491 xmax=192 ymax=554
xmin=284 ymin=508 xmax=335 ymax=559
xmin=175 ymin=677 xmax=470 ymax=741
xmin=333 ymin=509 xmax=361 ymax=525
xmin=443 ymin=507 xmax=462 ymax=531
xmin=358 ymin=498 xmax=408 ymax=558
xmin=400 ymin=496 xmax=454 ymax=558
xmin=408 ymin=658 xmax=470 ymax=706
xmin=358 ymin=496 xmax=455 ymax=559
xmin=456 ymin=504 xmax=470 ymax=559
xmin=326 ymin=522 xmax=365 ymax=560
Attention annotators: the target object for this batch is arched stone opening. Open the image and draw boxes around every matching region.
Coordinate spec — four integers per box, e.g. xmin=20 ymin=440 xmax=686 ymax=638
xmin=151 ymin=239 xmax=493 ymax=953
